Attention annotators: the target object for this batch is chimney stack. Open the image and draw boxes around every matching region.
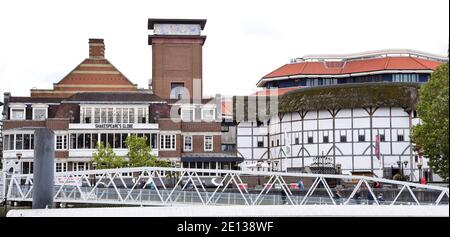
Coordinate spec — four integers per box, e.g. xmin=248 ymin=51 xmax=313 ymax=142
xmin=89 ymin=38 xmax=105 ymax=59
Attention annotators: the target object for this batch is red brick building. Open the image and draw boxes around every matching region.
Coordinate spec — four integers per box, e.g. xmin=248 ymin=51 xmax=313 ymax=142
xmin=1 ymin=18 xmax=241 ymax=174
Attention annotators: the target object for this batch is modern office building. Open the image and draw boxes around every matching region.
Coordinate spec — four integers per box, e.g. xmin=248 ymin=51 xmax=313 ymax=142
xmin=236 ymin=50 xmax=448 ymax=182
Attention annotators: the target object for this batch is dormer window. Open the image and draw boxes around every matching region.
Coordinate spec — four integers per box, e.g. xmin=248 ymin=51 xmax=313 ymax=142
xmin=9 ymin=104 xmax=26 ymax=120
xmin=11 ymin=109 xmax=25 ymax=120
xmin=32 ymin=104 xmax=49 ymax=121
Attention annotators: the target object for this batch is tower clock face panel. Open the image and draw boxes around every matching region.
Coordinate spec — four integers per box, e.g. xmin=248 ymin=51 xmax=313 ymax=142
xmin=154 ymin=24 xmax=201 ymax=35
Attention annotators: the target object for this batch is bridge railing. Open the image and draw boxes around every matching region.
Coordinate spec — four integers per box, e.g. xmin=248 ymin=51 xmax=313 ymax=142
xmin=3 ymin=167 xmax=449 ymax=206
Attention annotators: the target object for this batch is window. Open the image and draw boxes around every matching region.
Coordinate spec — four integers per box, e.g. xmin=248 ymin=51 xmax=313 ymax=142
xmin=33 ymin=108 xmax=47 ymax=120
xmin=184 ymin=136 xmax=193 ymax=151
xmin=55 ymin=162 xmax=67 ymax=173
xmin=257 ymin=137 xmax=264 ymax=148
xmin=94 ymin=108 xmax=101 ymax=123
xmin=181 ymin=108 xmax=194 ymax=121
xmin=107 ymin=108 xmax=114 ymax=123
xmin=277 ymin=139 xmax=280 ymax=146
xmin=380 ymin=134 xmax=385 ymax=142
xmin=150 ymin=134 xmax=157 ymax=149
xmin=340 ymin=135 xmax=347 ymax=143
xmin=294 ymin=133 xmax=300 ymax=145
xmin=122 ymin=108 xmax=129 ymax=123
xmin=397 ymin=130 xmax=404 ymax=142
xmin=358 ymin=135 xmax=365 ymax=142
xmin=204 ymin=136 xmax=213 ymax=151
xmin=129 ymin=108 xmax=135 ymax=123
xmin=82 ymin=107 xmax=92 ymax=123
xmin=85 ymin=134 xmax=92 ymax=149
xmin=160 ymin=134 xmax=176 ymax=150
xmin=74 ymin=162 xmax=89 ymax=171
xmin=22 ymin=162 xmax=34 ymax=174
xmin=56 ymin=135 xmax=68 ymax=150
xmin=11 ymin=109 xmax=25 ymax=120
xmin=15 ymin=134 xmax=23 ymax=150
xmin=202 ymin=108 xmax=215 ymax=121
xmin=323 ymin=131 xmax=329 ymax=143
xmin=115 ymin=108 xmax=122 ymax=123
xmin=137 ymin=108 xmax=146 ymax=123
xmin=101 ymin=108 xmax=107 ymax=123
xmin=170 ymin=83 xmax=185 ymax=99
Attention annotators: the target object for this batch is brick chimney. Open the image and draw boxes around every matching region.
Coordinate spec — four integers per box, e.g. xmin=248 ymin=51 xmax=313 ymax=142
xmin=89 ymin=38 xmax=105 ymax=59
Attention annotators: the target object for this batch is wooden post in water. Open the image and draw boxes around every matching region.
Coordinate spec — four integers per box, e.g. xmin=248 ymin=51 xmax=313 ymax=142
xmin=32 ymin=128 xmax=54 ymax=209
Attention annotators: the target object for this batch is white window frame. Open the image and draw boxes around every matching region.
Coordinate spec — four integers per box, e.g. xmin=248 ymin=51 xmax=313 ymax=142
xmin=10 ymin=106 xmax=26 ymax=120
xmin=204 ymin=135 xmax=213 ymax=152
xmin=55 ymin=162 xmax=68 ymax=173
xmin=201 ymin=108 xmax=215 ymax=121
xmin=160 ymin=134 xmax=176 ymax=150
xmin=183 ymin=135 xmax=193 ymax=151
xmin=181 ymin=107 xmax=195 ymax=122
xmin=55 ymin=135 xmax=68 ymax=150
xmin=32 ymin=108 xmax=48 ymax=121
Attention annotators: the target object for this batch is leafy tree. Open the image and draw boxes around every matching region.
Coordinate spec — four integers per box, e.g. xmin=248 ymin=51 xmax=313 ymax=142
xmin=412 ymin=63 xmax=449 ymax=181
xmin=92 ymin=142 xmax=125 ymax=169
xmin=125 ymin=135 xmax=171 ymax=167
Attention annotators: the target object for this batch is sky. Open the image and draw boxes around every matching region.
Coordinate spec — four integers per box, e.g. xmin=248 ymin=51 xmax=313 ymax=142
xmin=0 ymin=0 xmax=449 ymax=107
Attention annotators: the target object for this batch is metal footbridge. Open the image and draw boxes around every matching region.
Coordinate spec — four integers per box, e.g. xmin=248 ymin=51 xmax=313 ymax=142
xmin=2 ymin=167 xmax=449 ymax=207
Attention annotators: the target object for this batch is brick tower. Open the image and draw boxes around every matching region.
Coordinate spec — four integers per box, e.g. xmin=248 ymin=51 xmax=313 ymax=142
xmin=148 ymin=19 xmax=207 ymax=101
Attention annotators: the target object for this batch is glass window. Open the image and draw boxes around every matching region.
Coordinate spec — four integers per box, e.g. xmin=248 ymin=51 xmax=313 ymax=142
xmin=358 ymin=135 xmax=365 ymax=142
xmin=101 ymin=108 xmax=107 ymax=123
xmin=23 ymin=134 xmax=31 ymax=150
xmin=94 ymin=108 xmax=101 ymax=123
xmin=184 ymin=136 xmax=192 ymax=151
xmin=100 ymin=133 xmax=107 ymax=147
xmin=138 ymin=108 xmax=146 ymax=123
xmin=160 ymin=134 xmax=176 ymax=150
xmin=257 ymin=136 xmax=264 ymax=148
xmin=116 ymin=108 xmax=122 ymax=123
xmin=16 ymin=134 xmax=23 ymax=150
xmin=181 ymin=108 xmax=194 ymax=122
xmin=114 ymin=133 xmax=121 ymax=149
xmin=123 ymin=109 xmax=129 ymax=123
xmin=151 ymin=134 xmax=157 ymax=149
xmin=204 ymin=135 xmax=213 ymax=151
xmin=307 ymin=136 xmax=313 ymax=144
xmin=397 ymin=135 xmax=404 ymax=142
xmin=83 ymin=107 xmax=92 ymax=123
xmin=122 ymin=133 xmax=128 ymax=148
xmin=56 ymin=135 xmax=66 ymax=150
xmin=129 ymin=108 xmax=135 ymax=123
xmin=77 ymin=133 xmax=84 ymax=149
xmin=323 ymin=135 xmax=329 ymax=143
xmin=170 ymin=83 xmax=185 ymax=99
xmin=107 ymin=108 xmax=114 ymax=123
xmin=202 ymin=109 xmax=215 ymax=121
xmin=11 ymin=109 xmax=25 ymax=120
xmin=85 ymin=134 xmax=91 ymax=149
xmin=70 ymin=134 xmax=77 ymax=149
xmin=92 ymin=133 xmax=98 ymax=148
xmin=340 ymin=135 xmax=347 ymax=143
xmin=3 ymin=135 xmax=9 ymax=150
xmin=33 ymin=108 xmax=47 ymax=120
xmin=107 ymin=133 xmax=113 ymax=148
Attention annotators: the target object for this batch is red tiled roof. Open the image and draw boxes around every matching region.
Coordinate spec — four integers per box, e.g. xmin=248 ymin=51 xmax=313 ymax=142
xmin=251 ymin=86 xmax=302 ymax=96
xmin=263 ymin=57 xmax=443 ymax=79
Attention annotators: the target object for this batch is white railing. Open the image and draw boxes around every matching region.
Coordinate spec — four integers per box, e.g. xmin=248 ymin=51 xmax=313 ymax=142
xmin=3 ymin=167 xmax=449 ymax=206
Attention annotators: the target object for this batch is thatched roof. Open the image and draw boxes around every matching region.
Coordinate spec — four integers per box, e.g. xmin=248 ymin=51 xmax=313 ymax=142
xmin=233 ymin=82 xmax=420 ymax=121
xmin=279 ymin=82 xmax=420 ymax=112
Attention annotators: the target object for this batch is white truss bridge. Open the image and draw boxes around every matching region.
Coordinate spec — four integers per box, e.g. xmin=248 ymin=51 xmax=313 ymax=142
xmin=1 ymin=167 xmax=449 ymax=207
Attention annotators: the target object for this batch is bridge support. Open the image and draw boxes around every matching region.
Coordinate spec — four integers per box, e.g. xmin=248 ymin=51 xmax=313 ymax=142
xmin=32 ymin=128 xmax=55 ymax=209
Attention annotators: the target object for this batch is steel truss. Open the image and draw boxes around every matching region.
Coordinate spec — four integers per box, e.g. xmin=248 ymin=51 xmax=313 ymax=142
xmin=2 ymin=167 xmax=449 ymax=206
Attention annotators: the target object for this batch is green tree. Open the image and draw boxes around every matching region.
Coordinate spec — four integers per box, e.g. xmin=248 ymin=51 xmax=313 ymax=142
xmin=92 ymin=142 xmax=125 ymax=169
xmin=125 ymin=135 xmax=170 ymax=167
xmin=412 ymin=63 xmax=449 ymax=181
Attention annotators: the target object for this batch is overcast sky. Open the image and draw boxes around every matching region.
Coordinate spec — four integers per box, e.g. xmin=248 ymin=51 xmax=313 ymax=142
xmin=0 ymin=0 xmax=449 ymax=106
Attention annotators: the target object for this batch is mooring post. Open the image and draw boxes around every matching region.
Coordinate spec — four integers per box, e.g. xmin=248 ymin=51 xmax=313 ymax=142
xmin=32 ymin=128 xmax=55 ymax=209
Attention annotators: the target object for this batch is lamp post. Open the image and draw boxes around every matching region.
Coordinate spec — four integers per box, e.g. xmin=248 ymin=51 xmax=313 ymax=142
xmin=396 ymin=160 xmax=402 ymax=179
xmin=16 ymin=153 xmax=22 ymax=175
xmin=403 ymin=161 xmax=409 ymax=181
